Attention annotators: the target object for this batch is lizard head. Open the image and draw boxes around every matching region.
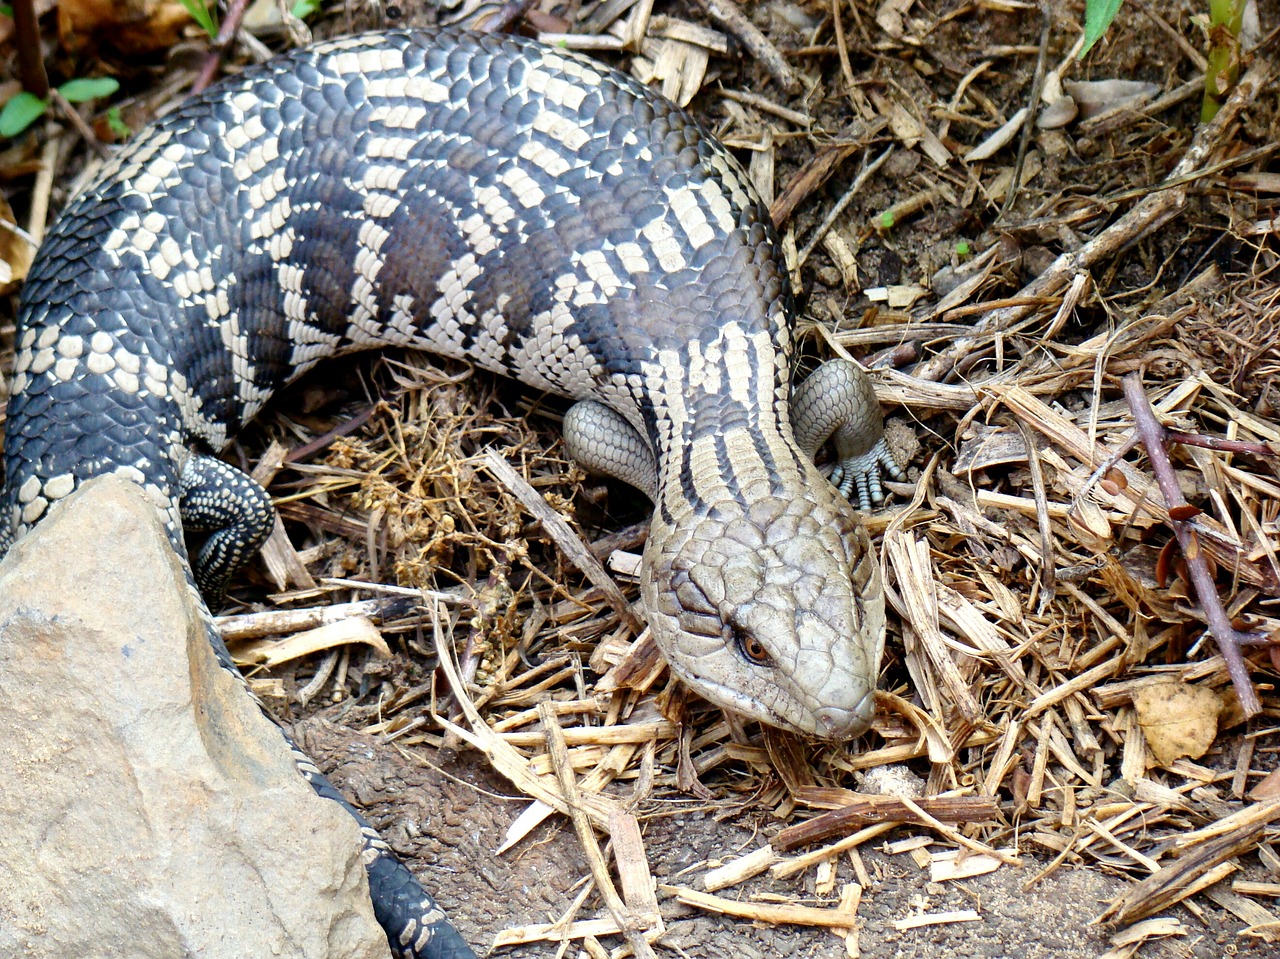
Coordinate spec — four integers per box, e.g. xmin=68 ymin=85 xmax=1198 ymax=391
xmin=641 ymin=476 xmax=884 ymax=740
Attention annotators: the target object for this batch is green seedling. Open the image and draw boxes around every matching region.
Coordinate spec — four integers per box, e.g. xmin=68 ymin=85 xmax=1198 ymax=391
xmin=179 ymin=0 xmax=218 ymax=38
xmin=106 ymin=106 xmax=132 ymax=139
xmin=0 ymin=76 xmax=119 ymax=138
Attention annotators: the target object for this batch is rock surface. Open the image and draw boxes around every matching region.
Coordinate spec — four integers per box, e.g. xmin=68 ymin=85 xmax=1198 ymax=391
xmin=0 ymin=475 xmax=391 ymax=959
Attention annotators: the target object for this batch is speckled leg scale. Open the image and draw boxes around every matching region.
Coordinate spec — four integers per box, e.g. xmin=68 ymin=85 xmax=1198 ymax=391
xmin=3 ymin=28 xmax=903 ymax=957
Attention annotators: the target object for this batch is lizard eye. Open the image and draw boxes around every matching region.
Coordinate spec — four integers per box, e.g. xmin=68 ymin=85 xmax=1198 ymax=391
xmin=732 ymin=627 xmax=774 ymax=667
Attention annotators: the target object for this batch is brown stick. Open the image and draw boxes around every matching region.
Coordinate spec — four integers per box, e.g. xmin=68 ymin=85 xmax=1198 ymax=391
xmin=12 ymin=0 xmax=49 ymax=98
xmin=1122 ymin=373 xmax=1267 ymax=717
xmin=692 ymin=0 xmax=799 ymax=93
xmin=772 ymin=795 xmax=1001 ymax=852
xmin=192 ymin=0 xmax=254 ymax=94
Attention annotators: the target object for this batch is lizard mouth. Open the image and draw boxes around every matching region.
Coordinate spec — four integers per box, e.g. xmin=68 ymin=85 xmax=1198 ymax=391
xmin=814 ymin=691 xmax=876 ymax=740
xmin=679 ymin=673 xmax=875 ymax=741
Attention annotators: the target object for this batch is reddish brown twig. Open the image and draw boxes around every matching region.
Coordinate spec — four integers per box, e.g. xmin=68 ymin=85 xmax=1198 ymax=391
xmin=192 ymin=0 xmax=254 ymax=94
xmin=1123 ymin=373 xmax=1267 ymax=717
xmin=476 ymin=0 xmax=539 ymax=33
xmin=1163 ymin=429 xmax=1277 ymax=458
xmin=12 ymin=0 xmax=49 ymax=98
xmin=282 ymin=405 xmax=378 ymax=465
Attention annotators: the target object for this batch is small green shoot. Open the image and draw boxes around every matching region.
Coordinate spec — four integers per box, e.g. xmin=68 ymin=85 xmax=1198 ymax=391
xmin=1080 ymin=0 xmax=1125 ymax=58
xmin=955 ymin=240 xmax=972 ymax=258
xmin=178 ymin=0 xmax=218 ymax=38
xmin=878 ymin=210 xmax=896 ymax=231
xmin=106 ymin=106 xmax=132 ymax=139
xmin=1083 ymin=0 xmax=1246 ymax=121
xmin=0 ymin=76 xmax=120 ymax=138
xmin=58 ymin=77 xmax=120 ymax=103
xmin=0 ymin=5 xmax=13 ymax=18
xmin=1202 ymin=0 xmax=1246 ymax=120
xmin=290 ymin=0 xmax=321 ymax=17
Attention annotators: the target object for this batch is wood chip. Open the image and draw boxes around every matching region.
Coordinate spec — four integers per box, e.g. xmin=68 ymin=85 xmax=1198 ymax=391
xmin=661 ymin=884 xmax=860 ymax=929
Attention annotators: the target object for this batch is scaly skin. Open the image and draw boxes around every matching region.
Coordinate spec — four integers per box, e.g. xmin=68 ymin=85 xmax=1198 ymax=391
xmin=1 ymin=30 xmax=890 ymax=745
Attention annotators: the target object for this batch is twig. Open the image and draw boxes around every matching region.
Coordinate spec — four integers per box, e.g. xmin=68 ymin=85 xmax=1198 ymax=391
xmin=1017 ymin=418 xmax=1056 ymax=614
xmin=540 ymin=703 xmax=660 ymax=959
xmin=482 ymin=450 xmax=645 ymax=634
xmin=50 ymin=91 xmax=109 ymax=160
xmin=192 ymin=0 xmax=255 ymax=94
xmin=915 ymin=55 xmax=1275 ymax=383
xmin=283 ymin=405 xmax=378 ymax=464
xmin=797 ymin=146 xmax=893 ymax=268
xmin=215 ymin=595 xmax=424 ymax=641
xmin=1122 ymin=373 xmax=1266 ymax=717
xmin=26 ymin=135 xmax=60 ymax=244
xmin=771 ymin=795 xmax=1001 ymax=851
xmin=692 ymin=0 xmax=799 ymax=93
xmin=998 ymin=1 xmax=1051 ymax=219
xmin=476 ymin=0 xmax=538 ymax=33
xmin=1098 ymin=798 xmax=1280 ymax=925
xmin=12 ymin=0 xmax=48 ymax=98
xmin=1164 ymin=430 xmax=1277 ymax=458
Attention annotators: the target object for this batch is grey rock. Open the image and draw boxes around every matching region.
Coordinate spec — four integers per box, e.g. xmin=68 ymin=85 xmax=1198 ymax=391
xmin=0 ymin=475 xmax=391 ymax=959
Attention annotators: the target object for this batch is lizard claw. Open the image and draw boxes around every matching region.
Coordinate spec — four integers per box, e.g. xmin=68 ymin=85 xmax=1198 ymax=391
xmin=829 ymin=437 xmax=905 ymax=511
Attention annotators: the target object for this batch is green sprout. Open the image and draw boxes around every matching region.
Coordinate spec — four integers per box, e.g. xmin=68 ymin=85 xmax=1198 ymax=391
xmin=955 ymin=241 xmax=972 ymax=258
xmin=878 ymin=210 xmax=896 ymax=231
xmin=1202 ymin=0 xmax=1246 ymax=120
xmin=178 ymin=0 xmax=218 ymax=38
xmin=290 ymin=0 xmax=321 ymax=17
xmin=0 ymin=76 xmax=120 ymax=138
xmin=106 ymin=106 xmax=132 ymax=139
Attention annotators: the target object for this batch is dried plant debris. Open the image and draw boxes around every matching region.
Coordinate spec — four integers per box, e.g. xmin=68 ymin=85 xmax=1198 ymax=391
xmin=4 ymin=0 xmax=1280 ymax=953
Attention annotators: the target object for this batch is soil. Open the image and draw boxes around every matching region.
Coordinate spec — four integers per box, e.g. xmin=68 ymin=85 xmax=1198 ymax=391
xmin=296 ymin=718 xmax=1276 ymax=958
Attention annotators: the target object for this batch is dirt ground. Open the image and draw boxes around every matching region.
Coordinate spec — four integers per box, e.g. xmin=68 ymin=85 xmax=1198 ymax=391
xmin=297 ymin=718 xmax=1276 ymax=958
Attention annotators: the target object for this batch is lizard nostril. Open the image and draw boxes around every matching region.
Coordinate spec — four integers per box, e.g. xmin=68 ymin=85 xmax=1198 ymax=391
xmin=815 ymin=692 xmax=875 ymax=740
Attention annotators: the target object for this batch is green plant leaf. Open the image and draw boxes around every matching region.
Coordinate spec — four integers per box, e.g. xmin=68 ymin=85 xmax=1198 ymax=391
xmin=58 ymin=76 xmax=120 ymax=103
xmin=290 ymin=0 xmax=321 ymax=17
xmin=0 ymin=5 xmax=14 ymax=18
xmin=0 ymin=91 xmax=49 ymax=137
xmin=178 ymin=0 xmax=218 ymax=38
xmin=106 ymin=106 xmax=132 ymax=139
xmin=1081 ymin=0 xmax=1126 ymax=58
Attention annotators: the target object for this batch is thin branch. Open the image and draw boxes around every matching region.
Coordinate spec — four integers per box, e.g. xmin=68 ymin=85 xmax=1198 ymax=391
xmin=12 ymin=0 xmax=49 ymax=98
xmin=49 ymin=91 xmax=109 ymax=160
xmin=192 ymin=0 xmax=255 ymax=95
xmin=998 ymin=1 xmax=1051 ymax=220
xmin=1164 ymin=429 xmax=1277 ymax=458
xmin=1122 ymin=373 xmax=1266 ymax=718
